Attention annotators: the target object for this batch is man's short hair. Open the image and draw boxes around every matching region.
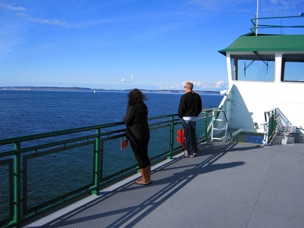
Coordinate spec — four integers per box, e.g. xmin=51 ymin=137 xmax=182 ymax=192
xmin=185 ymin=82 xmax=193 ymax=90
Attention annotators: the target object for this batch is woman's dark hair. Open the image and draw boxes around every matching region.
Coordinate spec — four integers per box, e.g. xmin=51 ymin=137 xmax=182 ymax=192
xmin=128 ymin=88 xmax=147 ymax=105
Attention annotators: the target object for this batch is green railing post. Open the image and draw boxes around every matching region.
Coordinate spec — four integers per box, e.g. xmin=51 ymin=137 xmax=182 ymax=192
xmin=12 ymin=142 xmax=21 ymax=227
xmin=204 ymin=112 xmax=208 ymax=141
xmin=270 ymin=111 xmax=275 ymax=136
xmin=99 ymin=140 xmax=104 ymax=185
xmin=92 ymin=129 xmax=101 ymax=195
xmin=167 ymin=115 xmax=175 ymax=159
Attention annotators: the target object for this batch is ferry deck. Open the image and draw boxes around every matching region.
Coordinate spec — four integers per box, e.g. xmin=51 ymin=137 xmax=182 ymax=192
xmin=25 ymin=141 xmax=304 ymax=228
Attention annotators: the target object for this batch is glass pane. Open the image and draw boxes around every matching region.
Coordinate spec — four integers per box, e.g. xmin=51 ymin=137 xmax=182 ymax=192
xmin=231 ymin=55 xmax=274 ymax=81
xmin=282 ymin=54 xmax=304 ymax=82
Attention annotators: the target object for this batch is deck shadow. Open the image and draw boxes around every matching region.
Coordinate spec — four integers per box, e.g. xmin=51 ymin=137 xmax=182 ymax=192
xmin=31 ymin=142 xmax=253 ymax=228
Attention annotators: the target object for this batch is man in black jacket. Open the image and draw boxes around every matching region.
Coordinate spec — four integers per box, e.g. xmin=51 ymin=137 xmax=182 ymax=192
xmin=178 ymin=82 xmax=202 ymax=157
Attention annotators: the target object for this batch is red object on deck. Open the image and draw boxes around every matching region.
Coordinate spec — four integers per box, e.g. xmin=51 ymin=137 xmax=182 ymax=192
xmin=177 ymin=129 xmax=186 ymax=149
xmin=121 ymin=139 xmax=128 ymax=150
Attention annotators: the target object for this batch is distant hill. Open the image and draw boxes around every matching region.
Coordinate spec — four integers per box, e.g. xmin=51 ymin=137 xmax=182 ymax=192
xmin=0 ymin=86 xmax=220 ymax=94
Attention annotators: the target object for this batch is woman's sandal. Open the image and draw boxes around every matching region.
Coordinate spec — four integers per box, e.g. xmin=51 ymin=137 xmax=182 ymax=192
xmin=135 ymin=179 xmax=152 ymax=185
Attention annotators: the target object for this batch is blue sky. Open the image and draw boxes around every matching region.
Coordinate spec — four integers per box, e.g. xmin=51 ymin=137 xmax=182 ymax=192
xmin=0 ymin=1 xmax=303 ymax=90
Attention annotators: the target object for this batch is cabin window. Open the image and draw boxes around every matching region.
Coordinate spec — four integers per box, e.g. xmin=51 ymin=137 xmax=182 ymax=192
xmin=230 ymin=54 xmax=275 ymax=81
xmin=282 ymin=54 xmax=304 ymax=82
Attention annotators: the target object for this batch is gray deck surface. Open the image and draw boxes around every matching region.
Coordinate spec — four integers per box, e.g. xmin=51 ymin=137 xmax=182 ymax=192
xmin=25 ymin=141 xmax=304 ymax=228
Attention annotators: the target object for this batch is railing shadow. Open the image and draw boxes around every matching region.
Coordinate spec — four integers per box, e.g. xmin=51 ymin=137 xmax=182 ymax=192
xmin=36 ymin=141 xmax=262 ymax=228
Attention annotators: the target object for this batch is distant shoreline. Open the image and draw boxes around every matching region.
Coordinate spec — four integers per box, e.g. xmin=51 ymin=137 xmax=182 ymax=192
xmin=0 ymin=86 xmax=220 ymax=94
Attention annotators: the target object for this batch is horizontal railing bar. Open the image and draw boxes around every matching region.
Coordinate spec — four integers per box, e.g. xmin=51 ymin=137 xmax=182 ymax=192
xmin=21 ymin=137 xmax=95 ymax=153
xmin=4 ymin=131 xmax=124 ymax=155
xmin=148 ymin=113 xmax=178 ymax=121
xmin=0 ymin=122 xmax=125 ymax=145
xmin=21 ymin=140 xmax=95 ymax=155
xmin=254 ymin=15 xmax=304 ymax=20
xmin=0 ymin=114 xmax=182 ymax=145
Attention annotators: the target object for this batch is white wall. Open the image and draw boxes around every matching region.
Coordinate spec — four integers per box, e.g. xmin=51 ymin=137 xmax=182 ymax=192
xmin=221 ymin=53 xmax=304 ymax=132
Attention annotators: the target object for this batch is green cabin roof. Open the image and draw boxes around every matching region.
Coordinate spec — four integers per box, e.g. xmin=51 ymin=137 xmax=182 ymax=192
xmin=219 ymin=33 xmax=304 ymax=55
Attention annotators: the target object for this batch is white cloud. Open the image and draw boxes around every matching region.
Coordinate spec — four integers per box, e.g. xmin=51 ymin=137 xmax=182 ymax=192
xmin=215 ymin=80 xmax=225 ymax=88
xmin=16 ymin=13 xmax=69 ymax=27
xmin=0 ymin=3 xmax=69 ymax=60
xmin=179 ymin=80 xmax=227 ymax=90
xmin=159 ymin=83 xmax=180 ymax=90
xmin=0 ymin=3 xmax=69 ymax=27
xmin=0 ymin=16 xmax=26 ymax=58
xmin=161 ymin=80 xmax=227 ymax=90
xmin=121 ymin=74 xmax=135 ymax=84
xmin=0 ymin=3 xmax=27 ymax=12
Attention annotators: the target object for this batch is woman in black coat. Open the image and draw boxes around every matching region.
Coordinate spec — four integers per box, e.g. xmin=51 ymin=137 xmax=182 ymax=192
xmin=123 ymin=89 xmax=151 ymax=185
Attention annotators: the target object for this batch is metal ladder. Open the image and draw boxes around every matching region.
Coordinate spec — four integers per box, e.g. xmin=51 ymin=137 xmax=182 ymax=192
xmin=211 ymin=109 xmax=233 ymax=142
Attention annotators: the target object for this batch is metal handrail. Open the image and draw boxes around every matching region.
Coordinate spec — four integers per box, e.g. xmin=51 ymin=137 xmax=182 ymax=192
xmin=211 ymin=109 xmax=233 ymax=142
xmin=263 ymin=107 xmax=294 ymax=145
xmin=0 ymin=109 xmax=214 ymax=227
xmin=250 ymin=15 xmax=304 ymax=34
xmin=263 ymin=108 xmax=276 ymax=145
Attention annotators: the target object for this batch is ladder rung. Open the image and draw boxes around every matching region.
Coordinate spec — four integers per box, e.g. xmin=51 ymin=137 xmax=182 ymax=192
xmin=213 ymin=136 xmax=226 ymax=140
xmin=213 ymin=119 xmax=224 ymax=122
xmin=211 ymin=109 xmax=232 ymax=143
xmin=213 ymin=128 xmax=226 ymax=131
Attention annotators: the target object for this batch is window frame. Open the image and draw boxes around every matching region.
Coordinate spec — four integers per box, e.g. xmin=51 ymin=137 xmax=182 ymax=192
xmin=230 ymin=54 xmax=275 ymax=82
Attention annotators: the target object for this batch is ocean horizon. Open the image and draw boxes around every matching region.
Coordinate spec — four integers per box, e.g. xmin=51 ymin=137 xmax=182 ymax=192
xmin=0 ymin=90 xmax=223 ymax=139
xmin=0 ymin=86 xmax=221 ymax=94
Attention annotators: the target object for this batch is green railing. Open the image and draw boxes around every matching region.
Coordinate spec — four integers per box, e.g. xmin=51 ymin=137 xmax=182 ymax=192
xmin=251 ymin=15 xmax=304 ymax=34
xmin=0 ymin=110 xmax=214 ymax=227
xmin=263 ymin=107 xmax=297 ymax=145
xmin=263 ymin=108 xmax=282 ymax=145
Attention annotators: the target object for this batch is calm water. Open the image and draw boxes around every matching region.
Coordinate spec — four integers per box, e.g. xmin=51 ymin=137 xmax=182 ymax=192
xmin=0 ymin=91 xmax=223 ymax=139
